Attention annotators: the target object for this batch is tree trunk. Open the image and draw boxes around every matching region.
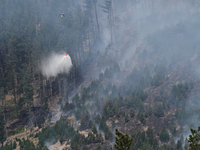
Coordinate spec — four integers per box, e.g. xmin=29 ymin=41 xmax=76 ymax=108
xmin=14 ymin=72 xmax=18 ymax=105
xmin=3 ymin=107 xmax=8 ymax=140
xmin=2 ymin=93 xmax=8 ymax=140
xmin=90 ymin=13 xmax=95 ymax=41
xmin=43 ymin=79 xmax=46 ymax=97
xmin=14 ymin=70 xmax=18 ymax=118
xmin=50 ymin=79 xmax=52 ymax=99
xmin=94 ymin=0 xmax=100 ymax=35
xmin=1 ymin=87 xmax=8 ymax=140
xmin=29 ymin=110 xmax=33 ymax=135
xmin=58 ymin=77 xmax=61 ymax=96
xmin=39 ymin=73 xmax=42 ymax=102
xmin=111 ymin=0 xmax=116 ymax=43
xmin=38 ymin=61 xmax=43 ymax=102
xmin=0 ymin=66 xmax=3 ymax=77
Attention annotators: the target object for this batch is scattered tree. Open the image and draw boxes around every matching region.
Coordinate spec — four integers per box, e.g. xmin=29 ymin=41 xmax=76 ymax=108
xmin=159 ymin=128 xmax=169 ymax=143
xmin=188 ymin=126 xmax=200 ymax=149
xmin=0 ymin=108 xmax=5 ymax=147
xmin=114 ymin=129 xmax=133 ymax=150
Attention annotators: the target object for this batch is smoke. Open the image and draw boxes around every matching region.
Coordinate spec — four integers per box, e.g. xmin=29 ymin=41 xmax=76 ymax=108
xmin=44 ymin=138 xmax=56 ymax=148
xmin=35 ymin=0 xmax=200 ymax=148
xmin=41 ymin=52 xmax=73 ymax=78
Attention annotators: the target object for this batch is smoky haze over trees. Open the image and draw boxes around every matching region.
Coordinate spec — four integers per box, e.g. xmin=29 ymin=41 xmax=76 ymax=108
xmin=0 ymin=0 xmax=97 ymax=144
xmin=1 ymin=0 xmax=200 ymax=149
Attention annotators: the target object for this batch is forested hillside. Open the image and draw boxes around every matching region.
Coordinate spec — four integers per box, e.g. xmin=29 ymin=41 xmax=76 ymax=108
xmin=1 ymin=0 xmax=200 ymax=150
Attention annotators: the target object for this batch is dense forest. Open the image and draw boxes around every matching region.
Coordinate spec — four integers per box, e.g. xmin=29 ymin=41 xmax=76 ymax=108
xmin=0 ymin=0 xmax=98 ymax=131
xmin=1 ymin=0 xmax=200 ymax=150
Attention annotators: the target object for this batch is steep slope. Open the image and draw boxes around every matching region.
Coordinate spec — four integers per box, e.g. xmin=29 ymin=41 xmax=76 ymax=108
xmin=1 ymin=0 xmax=200 ymax=150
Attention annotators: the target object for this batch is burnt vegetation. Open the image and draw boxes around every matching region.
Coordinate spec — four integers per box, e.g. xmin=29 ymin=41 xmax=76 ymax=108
xmin=1 ymin=0 xmax=200 ymax=149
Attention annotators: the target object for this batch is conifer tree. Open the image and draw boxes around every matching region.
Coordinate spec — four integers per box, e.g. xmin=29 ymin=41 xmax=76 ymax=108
xmin=188 ymin=126 xmax=200 ymax=150
xmin=0 ymin=87 xmax=7 ymax=140
xmin=0 ymin=107 xmax=5 ymax=147
xmin=21 ymin=65 xmax=33 ymax=110
xmin=114 ymin=129 xmax=133 ymax=150
xmin=100 ymin=0 xmax=114 ymax=44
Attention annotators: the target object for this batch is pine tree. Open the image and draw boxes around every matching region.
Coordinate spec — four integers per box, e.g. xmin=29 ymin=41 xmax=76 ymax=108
xmin=177 ymin=139 xmax=182 ymax=150
xmin=125 ymin=113 xmax=129 ymax=122
xmin=84 ymin=0 xmax=99 ymax=38
xmin=100 ymin=0 xmax=114 ymax=44
xmin=129 ymin=108 xmax=135 ymax=118
xmin=21 ymin=65 xmax=33 ymax=110
xmin=188 ymin=126 xmax=200 ymax=150
xmin=114 ymin=129 xmax=133 ymax=150
xmin=92 ymin=124 xmax=97 ymax=134
xmin=159 ymin=128 xmax=169 ymax=143
xmin=0 ymin=107 xmax=5 ymax=147
xmin=0 ymin=87 xmax=7 ymax=140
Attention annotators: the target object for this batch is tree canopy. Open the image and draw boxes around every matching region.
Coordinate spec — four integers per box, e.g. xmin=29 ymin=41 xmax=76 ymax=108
xmin=114 ymin=129 xmax=133 ymax=150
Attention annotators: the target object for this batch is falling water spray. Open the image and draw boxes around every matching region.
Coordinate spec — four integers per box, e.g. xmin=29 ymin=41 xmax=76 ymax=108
xmin=41 ymin=52 xmax=73 ymax=78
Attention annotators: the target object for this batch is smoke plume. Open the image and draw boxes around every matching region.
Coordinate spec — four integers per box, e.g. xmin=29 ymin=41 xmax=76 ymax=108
xmin=41 ymin=53 xmax=73 ymax=78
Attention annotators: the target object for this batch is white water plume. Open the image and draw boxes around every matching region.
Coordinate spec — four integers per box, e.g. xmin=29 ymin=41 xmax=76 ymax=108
xmin=41 ymin=53 xmax=73 ymax=78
